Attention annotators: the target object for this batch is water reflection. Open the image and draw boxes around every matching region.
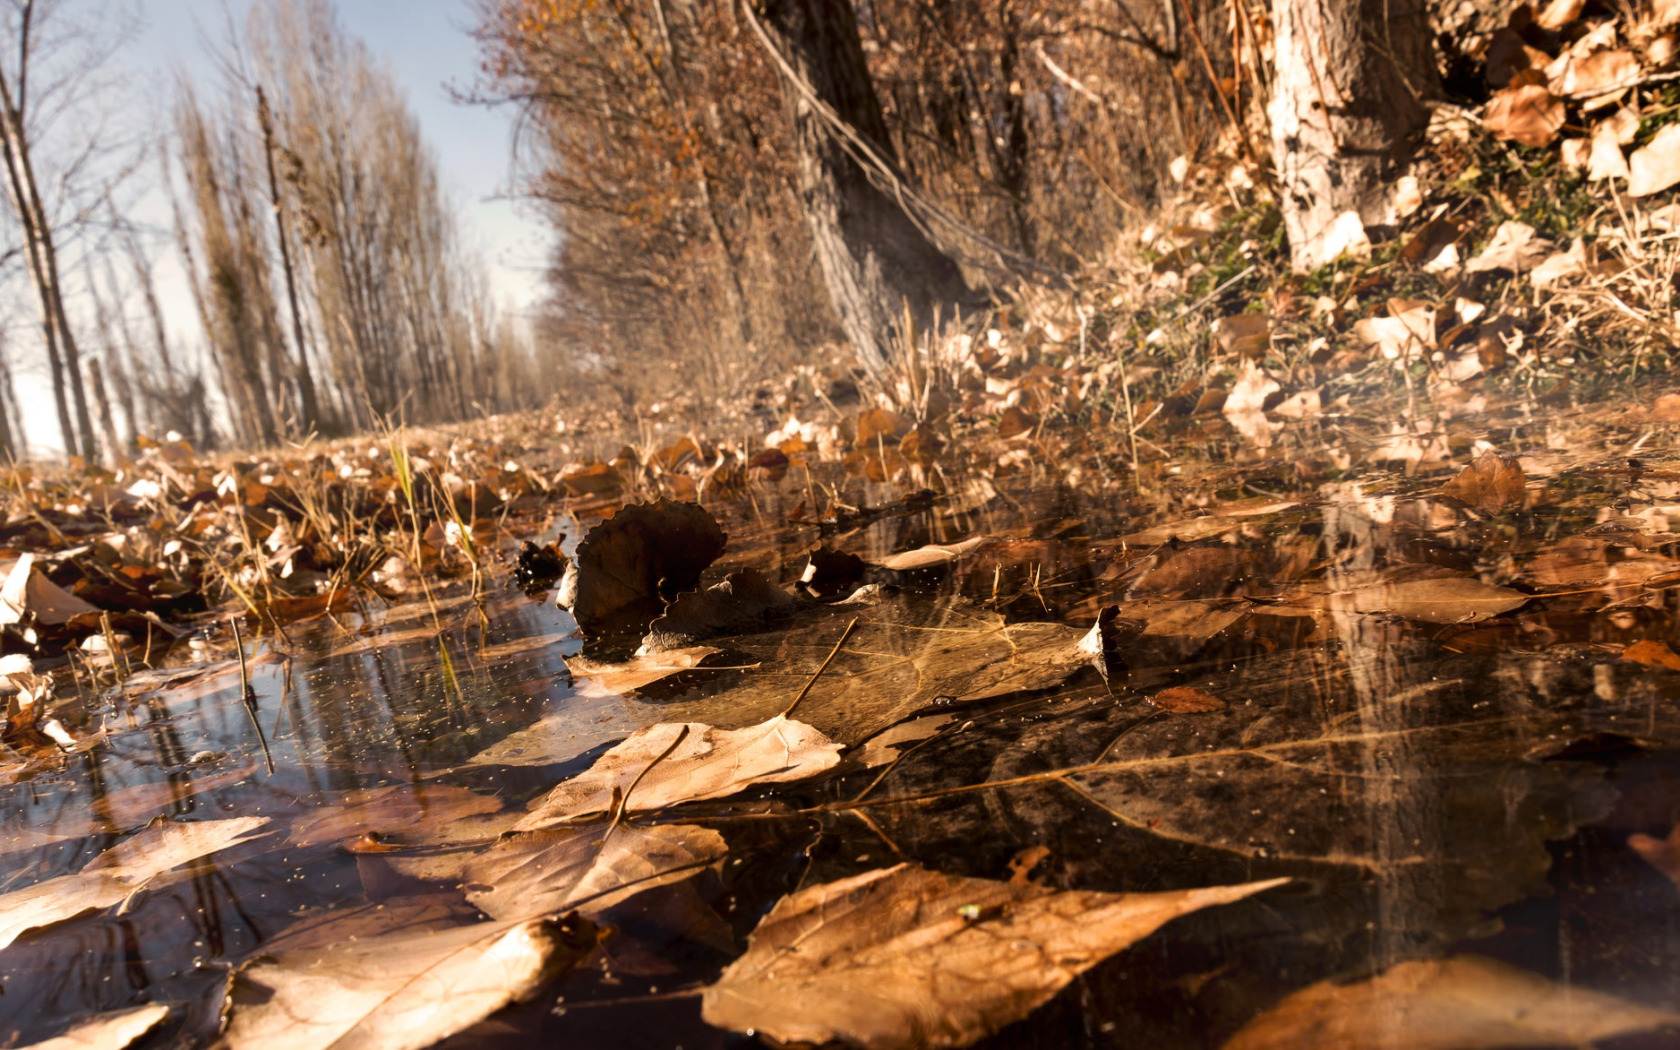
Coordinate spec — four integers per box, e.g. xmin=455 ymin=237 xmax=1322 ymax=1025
xmin=0 ymin=462 xmax=1678 ymax=1046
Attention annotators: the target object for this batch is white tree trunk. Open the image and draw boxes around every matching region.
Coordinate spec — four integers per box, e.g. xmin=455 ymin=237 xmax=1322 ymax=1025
xmin=1268 ymin=0 xmax=1437 ymax=272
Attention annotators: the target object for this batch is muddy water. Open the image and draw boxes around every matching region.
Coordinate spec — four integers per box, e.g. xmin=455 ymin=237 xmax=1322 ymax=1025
xmin=5 ymin=462 xmax=1680 ymax=1047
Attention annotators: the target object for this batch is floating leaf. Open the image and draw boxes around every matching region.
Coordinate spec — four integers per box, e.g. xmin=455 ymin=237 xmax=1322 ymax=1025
xmin=877 ymin=537 xmax=989 ymax=572
xmin=221 ymin=902 xmax=598 ymax=1050
xmin=516 ymin=717 xmax=842 ymax=829
xmin=0 ymin=817 xmax=270 ymax=950
xmin=1223 ymin=956 xmax=1680 ymax=1049
xmin=1440 ymin=451 xmax=1526 ymax=514
xmin=466 ymin=822 xmax=726 ymax=919
xmin=19 ymin=1004 xmax=170 ymax=1050
xmin=1622 ymin=639 xmax=1680 ymax=672
xmin=701 ymin=864 xmax=1287 ymax=1049
xmin=288 ymin=785 xmax=503 ymax=849
xmin=1149 ymin=686 xmax=1226 ymax=713
xmin=1292 ymin=577 xmax=1529 ymax=624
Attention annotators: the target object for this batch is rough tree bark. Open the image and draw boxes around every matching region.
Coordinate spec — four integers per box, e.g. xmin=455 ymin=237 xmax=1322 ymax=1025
xmin=1268 ymin=0 xmax=1438 ymax=272
xmin=257 ymin=86 xmax=323 ymax=434
xmin=750 ymin=0 xmax=976 ymax=380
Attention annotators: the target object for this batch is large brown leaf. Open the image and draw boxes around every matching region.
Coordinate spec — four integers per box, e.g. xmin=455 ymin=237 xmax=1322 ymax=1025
xmin=0 ymin=816 xmax=270 ymax=950
xmin=465 ymin=822 xmax=726 ymax=920
xmin=220 ymin=899 xmax=598 ymax=1050
xmin=557 ymin=499 xmax=726 ymax=637
xmin=701 ymin=864 xmax=1287 ymax=1049
xmin=515 ymin=716 xmax=842 ymax=829
xmin=1223 ymin=956 xmax=1680 ymax=1049
xmin=19 ymin=1004 xmax=169 ymax=1050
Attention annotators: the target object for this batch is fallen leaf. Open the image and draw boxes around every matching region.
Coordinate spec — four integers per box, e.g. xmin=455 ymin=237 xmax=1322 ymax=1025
xmin=1629 ymin=824 xmax=1680 ymax=887
xmin=0 ymin=553 xmax=99 ymax=629
xmin=1483 ymin=81 xmax=1565 ymax=147
xmin=1588 ymin=119 xmax=1631 ymax=181
xmin=0 ymin=816 xmax=270 ymax=950
xmin=1529 ymin=240 xmax=1591 ymax=289
xmin=1440 ymin=450 xmax=1526 ymax=513
xmin=19 ymin=1004 xmax=170 ymax=1050
xmin=1629 ymin=123 xmax=1680 ymax=196
xmin=1294 ymin=577 xmax=1529 ymax=624
xmin=288 ymin=785 xmax=504 ymax=848
xmin=1222 ymin=362 xmax=1282 ymax=447
xmin=557 ymin=499 xmax=727 ymax=638
xmin=1223 ymin=956 xmax=1680 ymax=1049
xmin=857 ymin=408 xmax=912 ymax=445
xmin=1534 ymin=0 xmax=1583 ymax=30
xmin=640 ymin=569 xmax=796 ymax=652
xmin=221 ymin=903 xmax=598 ymax=1050
xmin=1353 ymin=301 xmax=1435 ymax=362
xmin=997 ymin=406 xmax=1038 ymax=439
xmin=1466 ymin=221 xmax=1554 ymax=274
xmin=702 ymin=865 xmax=1287 ymax=1049
xmin=1622 ymin=639 xmax=1680 ymax=671
xmin=878 ymin=536 xmax=989 ymax=572
xmin=466 ymin=822 xmax=726 ymax=919
xmin=516 ymin=716 xmax=843 ymax=829
xmin=1149 ymin=686 xmax=1227 ymax=713
xmin=1552 ymin=48 xmax=1638 ymax=97
xmin=1213 ymin=314 xmax=1270 ymax=358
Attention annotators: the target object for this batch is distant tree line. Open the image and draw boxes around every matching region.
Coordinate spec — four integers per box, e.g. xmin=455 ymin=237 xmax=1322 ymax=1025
xmin=0 ymin=0 xmax=553 ymax=463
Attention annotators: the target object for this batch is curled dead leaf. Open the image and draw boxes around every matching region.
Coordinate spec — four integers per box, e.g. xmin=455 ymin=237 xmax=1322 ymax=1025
xmin=1440 ymin=450 xmax=1526 ymax=514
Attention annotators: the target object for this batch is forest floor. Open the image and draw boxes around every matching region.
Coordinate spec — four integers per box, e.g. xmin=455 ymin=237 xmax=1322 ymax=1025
xmin=13 ymin=4 xmax=1680 ymax=1047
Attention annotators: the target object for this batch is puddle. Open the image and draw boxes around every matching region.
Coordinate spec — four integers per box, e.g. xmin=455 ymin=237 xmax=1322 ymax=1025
xmin=5 ymin=456 xmax=1680 ymax=1046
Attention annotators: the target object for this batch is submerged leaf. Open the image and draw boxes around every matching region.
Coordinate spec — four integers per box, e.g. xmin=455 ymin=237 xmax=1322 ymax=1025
xmin=1223 ymin=956 xmax=1680 ymax=1049
xmin=1440 ymin=451 xmax=1526 ymax=514
xmin=1293 ymin=577 xmax=1529 ymax=624
xmin=0 ymin=817 xmax=270 ymax=950
xmin=516 ymin=716 xmax=842 ymax=829
xmin=288 ymin=784 xmax=504 ymax=849
xmin=701 ymin=864 xmax=1287 ymax=1049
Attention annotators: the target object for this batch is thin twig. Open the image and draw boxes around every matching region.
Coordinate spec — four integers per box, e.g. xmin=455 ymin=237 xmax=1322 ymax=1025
xmin=230 ymin=618 xmax=274 ymax=775
xmin=605 ymin=723 xmax=691 ymax=837
xmin=781 ymin=617 xmax=858 ymax=719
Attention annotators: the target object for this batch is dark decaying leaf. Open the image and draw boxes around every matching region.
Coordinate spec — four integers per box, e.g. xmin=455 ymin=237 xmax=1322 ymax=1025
xmin=1222 ymin=956 xmax=1680 ymax=1050
xmin=513 ymin=541 xmax=567 ymax=587
xmin=220 ymin=898 xmax=600 ymax=1050
xmin=701 ymin=863 xmax=1287 ymax=1049
xmin=557 ymin=499 xmax=726 ymax=638
xmin=798 ymin=546 xmax=868 ymax=599
xmin=640 ymin=569 xmax=796 ymax=652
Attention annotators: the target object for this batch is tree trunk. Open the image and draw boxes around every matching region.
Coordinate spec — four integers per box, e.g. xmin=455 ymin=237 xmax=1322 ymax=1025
xmin=1267 ymin=0 xmax=1437 ymax=272
xmin=0 ymin=71 xmax=80 ymax=458
xmin=750 ymin=0 xmax=976 ymax=380
xmin=258 ymin=87 xmax=323 ymax=434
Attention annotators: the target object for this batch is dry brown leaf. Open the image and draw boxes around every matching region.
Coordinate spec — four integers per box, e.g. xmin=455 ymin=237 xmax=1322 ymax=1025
xmin=1222 ymin=956 xmax=1680 ymax=1049
xmin=0 ymin=816 xmax=270 ymax=950
xmin=517 ymin=716 xmax=842 ymax=829
xmin=1294 ymin=578 xmax=1529 ymax=624
xmin=1621 ymin=639 xmax=1680 ymax=671
xmin=1588 ymin=118 xmax=1631 ymax=181
xmin=1629 ymin=824 xmax=1680 ymax=887
xmin=221 ymin=902 xmax=598 ymax=1050
xmin=288 ymin=785 xmax=503 ymax=848
xmin=856 ymin=408 xmax=912 ymax=445
xmin=1535 ymin=0 xmax=1584 ymax=29
xmin=1552 ymin=48 xmax=1638 ymax=97
xmin=0 ymin=553 xmax=98 ymax=629
xmin=878 ymin=536 xmax=989 ymax=572
xmin=1222 ymin=362 xmax=1282 ymax=447
xmin=1466 ymin=221 xmax=1554 ymax=275
xmin=1149 ymin=686 xmax=1227 ymax=713
xmin=1483 ymin=81 xmax=1565 ymax=147
xmin=1353 ymin=301 xmax=1435 ymax=362
xmin=996 ymin=405 xmax=1038 ymax=439
xmin=1213 ymin=314 xmax=1271 ymax=357
xmin=466 ymin=822 xmax=726 ymax=920
xmin=1629 ymin=123 xmax=1680 ymax=196
xmin=1441 ymin=451 xmax=1526 ymax=513
xmin=702 ymin=864 xmax=1288 ymax=1049
xmin=19 ymin=1004 xmax=170 ymax=1050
